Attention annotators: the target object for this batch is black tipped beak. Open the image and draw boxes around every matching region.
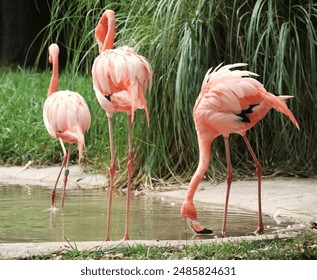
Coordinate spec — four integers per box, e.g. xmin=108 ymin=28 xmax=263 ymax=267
xmin=185 ymin=218 xmax=213 ymax=235
xmin=194 ymin=227 xmax=213 ymax=235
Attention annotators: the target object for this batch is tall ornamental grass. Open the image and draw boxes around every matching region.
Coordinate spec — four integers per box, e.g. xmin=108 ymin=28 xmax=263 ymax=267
xmin=22 ymin=0 xmax=317 ymax=186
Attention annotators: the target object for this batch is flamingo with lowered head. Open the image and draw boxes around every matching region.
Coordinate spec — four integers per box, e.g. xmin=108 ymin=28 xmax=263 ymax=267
xmin=43 ymin=43 xmax=91 ymax=210
xmin=181 ymin=63 xmax=299 ymax=237
xmin=91 ymin=10 xmax=152 ymax=241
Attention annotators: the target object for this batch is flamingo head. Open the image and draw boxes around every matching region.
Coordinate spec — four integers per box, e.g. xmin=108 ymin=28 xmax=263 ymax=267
xmin=95 ymin=10 xmax=116 ymax=52
xmin=48 ymin=43 xmax=60 ymax=64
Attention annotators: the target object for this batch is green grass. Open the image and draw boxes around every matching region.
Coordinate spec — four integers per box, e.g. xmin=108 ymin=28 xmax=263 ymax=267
xmin=1 ymin=0 xmax=316 ymax=187
xmin=0 ymin=68 xmax=52 ymax=165
xmin=17 ymin=233 xmax=317 ymax=260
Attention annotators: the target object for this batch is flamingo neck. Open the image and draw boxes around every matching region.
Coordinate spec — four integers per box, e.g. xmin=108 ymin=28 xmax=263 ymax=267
xmin=185 ymin=136 xmax=213 ymax=201
xmin=47 ymin=55 xmax=58 ymax=96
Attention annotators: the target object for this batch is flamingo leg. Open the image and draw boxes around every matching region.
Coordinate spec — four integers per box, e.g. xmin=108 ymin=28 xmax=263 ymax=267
xmin=50 ymin=138 xmax=67 ymax=209
xmin=61 ymin=144 xmax=72 ymax=209
xmin=124 ymin=114 xmax=133 ymax=240
xmin=105 ymin=117 xmax=116 ymax=241
xmin=242 ymin=135 xmax=264 ymax=234
xmin=222 ymin=136 xmax=233 ymax=237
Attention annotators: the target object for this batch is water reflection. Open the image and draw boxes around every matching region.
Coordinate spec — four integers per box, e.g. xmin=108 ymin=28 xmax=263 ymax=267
xmin=0 ymin=185 xmax=285 ymax=243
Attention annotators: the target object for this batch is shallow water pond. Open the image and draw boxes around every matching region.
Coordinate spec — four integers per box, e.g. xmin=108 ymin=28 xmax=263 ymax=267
xmin=0 ymin=185 xmax=286 ymax=243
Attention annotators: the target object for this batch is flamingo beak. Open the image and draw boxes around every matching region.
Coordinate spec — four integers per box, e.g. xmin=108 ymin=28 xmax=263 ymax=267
xmin=185 ymin=217 xmax=213 ymax=235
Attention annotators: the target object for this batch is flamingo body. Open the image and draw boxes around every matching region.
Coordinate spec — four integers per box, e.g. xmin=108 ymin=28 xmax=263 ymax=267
xmin=181 ymin=63 xmax=299 ymax=236
xmin=43 ymin=90 xmax=91 ymax=160
xmin=194 ymin=63 xmax=299 ymax=137
xmin=44 ymin=43 xmax=91 ymax=209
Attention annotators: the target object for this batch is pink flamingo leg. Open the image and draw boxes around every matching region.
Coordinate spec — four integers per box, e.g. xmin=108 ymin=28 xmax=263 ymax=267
xmin=51 ymin=138 xmax=67 ymax=209
xmin=61 ymin=144 xmax=72 ymax=209
xmin=105 ymin=117 xmax=116 ymax=241
xmin=124 ymin=114 xmax=133 ymax=240
xmin=242 ymin=135 xmax=264 ymax=234
xmin=222 ymin=136 xmax=233 ymax=237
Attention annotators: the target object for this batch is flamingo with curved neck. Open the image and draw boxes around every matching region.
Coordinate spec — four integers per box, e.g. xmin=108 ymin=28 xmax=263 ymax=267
xmin=92 ymin=9 xmax=152 ymax=241
xmin=181 ymin=63 xmax=299 ymax=237
xmin=43 ymin=43 xmax=91 ymax=209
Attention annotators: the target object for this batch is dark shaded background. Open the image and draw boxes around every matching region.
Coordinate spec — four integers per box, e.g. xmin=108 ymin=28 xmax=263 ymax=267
xmin=0 ymin=0 xmax=50 ymax=68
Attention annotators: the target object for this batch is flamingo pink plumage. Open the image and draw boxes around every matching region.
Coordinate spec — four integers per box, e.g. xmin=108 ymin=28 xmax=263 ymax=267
xmin=91 ymin=10 xmax=152 ymax=241
xmin=43 ymin=43 xmax=91 ymax=209
xmin=181 ymin=63 xmax=299 ymax=236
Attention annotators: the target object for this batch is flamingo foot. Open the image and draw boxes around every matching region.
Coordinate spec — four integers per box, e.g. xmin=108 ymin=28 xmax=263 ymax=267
xmin=185 ymin=217 xmax=213 ymax=235
xmin=254 ymin=225 xmax=264 ymax=235
xmin=49 ymin=206 xmax=59 ymax=212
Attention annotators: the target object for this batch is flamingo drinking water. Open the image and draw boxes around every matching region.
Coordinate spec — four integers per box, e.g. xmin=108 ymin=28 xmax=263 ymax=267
xmin=91 ymin=10 xmax=152 ymax=241
xmin=181 ymin=63 xmax=299 ymax=236
xmin=43 ymin=43 xmax=91 ymax=209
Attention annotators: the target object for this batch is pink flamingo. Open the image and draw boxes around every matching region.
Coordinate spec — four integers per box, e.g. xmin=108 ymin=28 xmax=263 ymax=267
xmin=91 ymin=10 xmax=152 ymax=241
xmin=181 ymin=63 xmax=299 ymax=236
xmin=43 ymin=43 xmax=91 ymax=209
